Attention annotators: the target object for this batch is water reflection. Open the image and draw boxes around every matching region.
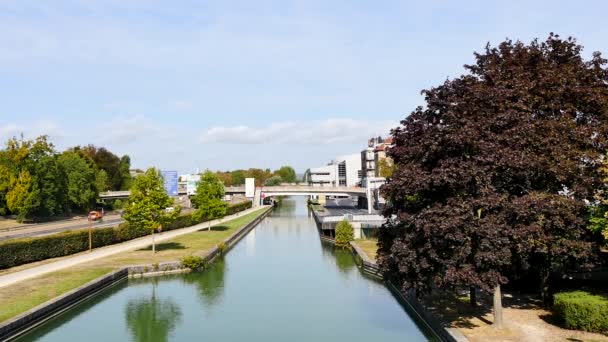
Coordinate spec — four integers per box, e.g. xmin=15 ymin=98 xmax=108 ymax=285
xmin=272 ymin=197 xmax=298 ymax=216
xmin=182 ymin=257 xmax=226 ymax=310
xmin=125 ymin=280 xmax=182 ymax=342
xmin=320 ymin=240 xmax=357 ymax=275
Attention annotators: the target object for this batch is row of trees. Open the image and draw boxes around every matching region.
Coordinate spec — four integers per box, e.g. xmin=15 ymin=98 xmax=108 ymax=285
xmin=378 ymin=34 xmax=608 ymax=326
xmin=212 ymin=166 xmax=297 ymax=187
xmin=122 ymin=168 xmax=227 ymax=252
xmin=0 ymin=135 xmax=132 ymax=221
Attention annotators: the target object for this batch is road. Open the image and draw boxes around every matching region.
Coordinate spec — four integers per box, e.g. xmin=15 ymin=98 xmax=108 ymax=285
xmin=0 ymin=215 xmax=123 ymax=241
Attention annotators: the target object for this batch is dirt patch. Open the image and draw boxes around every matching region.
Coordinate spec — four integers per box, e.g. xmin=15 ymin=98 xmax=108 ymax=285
xmin=421 ymin=290 xmax=608 ymax=342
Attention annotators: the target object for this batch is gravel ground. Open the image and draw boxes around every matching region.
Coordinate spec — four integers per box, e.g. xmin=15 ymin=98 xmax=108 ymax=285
xmin=422 ymin=291 xmax=608 ymax=342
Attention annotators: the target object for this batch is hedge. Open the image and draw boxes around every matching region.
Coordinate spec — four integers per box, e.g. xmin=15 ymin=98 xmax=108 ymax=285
xmin=0 ymin=201 xmax=253 ymax=270
xmin=553 ymin=291 xmax=608 ymax=333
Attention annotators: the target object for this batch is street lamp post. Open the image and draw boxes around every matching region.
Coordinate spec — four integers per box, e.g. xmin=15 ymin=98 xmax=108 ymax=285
xmin=88 ymin=216 xmax=93 ymax=252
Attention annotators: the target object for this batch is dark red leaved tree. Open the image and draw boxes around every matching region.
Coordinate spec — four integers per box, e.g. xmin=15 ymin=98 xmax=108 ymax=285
xmin=379 ymin=34 xmax=608 ymax=326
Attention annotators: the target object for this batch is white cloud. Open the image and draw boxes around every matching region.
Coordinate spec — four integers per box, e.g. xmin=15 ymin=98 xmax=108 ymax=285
xmin=97 ymin=114 xmax=163 ymax=145
xmin=0 ymin=120 xmax=63 ymax=143
xmin=199 ymin=118 xmax=397 ymax=145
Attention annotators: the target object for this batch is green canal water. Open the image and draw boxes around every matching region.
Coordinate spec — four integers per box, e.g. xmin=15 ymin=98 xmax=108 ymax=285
xmin=15 ymin=197 xmax=436 ymax=341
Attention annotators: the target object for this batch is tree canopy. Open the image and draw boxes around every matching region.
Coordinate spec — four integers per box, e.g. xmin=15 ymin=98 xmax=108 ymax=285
xmin=274 ymin=166 xmax=297 ymax=183
xmin=0 ymin=135 xmax=130 ymax=221
xmin=122 ymin=168 xmax=179 ymax=234
xmin=58 ymin=151 xmax=98 ymax=211
xmin=191 ymin=171 xmax=227 ymax=223
xmin=378 ymin=34 xmax=608 ymax=300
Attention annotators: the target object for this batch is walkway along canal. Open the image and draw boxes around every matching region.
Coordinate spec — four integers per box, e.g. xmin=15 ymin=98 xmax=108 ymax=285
xmin=13 ymin=197 xmax=437 ymax=341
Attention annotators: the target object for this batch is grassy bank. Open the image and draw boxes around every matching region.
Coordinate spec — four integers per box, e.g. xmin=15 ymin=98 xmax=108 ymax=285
xmin=354 ymin=239 xmax=378 ymax=262
xmin=0 ymin=208 xmax=268 ymax=323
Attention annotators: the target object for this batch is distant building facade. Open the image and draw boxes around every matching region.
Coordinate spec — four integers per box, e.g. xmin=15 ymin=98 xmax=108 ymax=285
xmin=306 ymin=153 xmax=362 ymax=187
xmin=360 ymin=136 xmax=394 ymax=179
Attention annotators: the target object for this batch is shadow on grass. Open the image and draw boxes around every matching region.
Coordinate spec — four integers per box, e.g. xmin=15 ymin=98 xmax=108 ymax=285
xmin=138 ymin=242 xmax=186 ymax=252
xmin=196 ymin=225 xmax=230 ymax=232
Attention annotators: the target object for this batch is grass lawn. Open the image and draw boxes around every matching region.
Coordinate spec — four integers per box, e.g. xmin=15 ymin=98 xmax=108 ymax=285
xmin=0 ymin=208 xmax=268 ymax=323
xmin=0 ymin=267 xmax=112 ymax=323
xmin=354 ymin=238 xmax=378 ymax=262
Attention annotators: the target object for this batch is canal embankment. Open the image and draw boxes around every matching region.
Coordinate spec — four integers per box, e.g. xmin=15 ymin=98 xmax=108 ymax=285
xmin=313 ymin=206 xmax=468 ymax=342
xmin=0 ymin=207 xmax=273 ymax=341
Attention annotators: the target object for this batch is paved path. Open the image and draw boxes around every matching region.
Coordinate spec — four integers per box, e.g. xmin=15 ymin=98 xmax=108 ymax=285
xmin=0 ymin=206 xmax=267 ymax=289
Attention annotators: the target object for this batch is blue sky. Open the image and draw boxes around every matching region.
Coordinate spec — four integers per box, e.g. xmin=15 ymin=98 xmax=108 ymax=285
xmin=1 ymin=0 xmax=607 ymax=174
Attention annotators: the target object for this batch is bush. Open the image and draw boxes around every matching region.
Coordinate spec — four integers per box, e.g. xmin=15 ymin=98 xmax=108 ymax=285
xmin=553 ymin=291 xmax=608 ymax=333
xmin=226 ymin=201 xmax=252 ymax=215
xmin=181 ymin=255 xmax=205 ymax=270
xmin=0 ymin=199 xmax=253 ymax=270
xmin=0 ymin=227 xmax=119 ymax=269
xmin=217 ymin=242 xmax=227 ymax=255
xmin=335 ymin=220 xmax=354 ymax=248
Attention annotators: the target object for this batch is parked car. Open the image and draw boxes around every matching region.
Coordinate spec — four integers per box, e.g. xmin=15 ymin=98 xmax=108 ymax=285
xmin=88 ymin=211 xmax=103 ymax=221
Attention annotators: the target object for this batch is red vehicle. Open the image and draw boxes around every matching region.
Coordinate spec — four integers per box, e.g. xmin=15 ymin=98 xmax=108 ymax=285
xmin=88 ymin=210 xmax=103 ymax=221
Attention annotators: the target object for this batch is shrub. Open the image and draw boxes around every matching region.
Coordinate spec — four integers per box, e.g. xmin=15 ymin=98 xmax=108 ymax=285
xmin=553 ymin=291 xmax=608 ymax=333
xmin=335 ymin=220 xmax=354 ymax=248
xmin=181 ymin=255 xmax=205 ymax=270
xmin=226 ymin=201 xmax=252 ymax=215
xmin=217 ymin=242 xmax=227 ymax=255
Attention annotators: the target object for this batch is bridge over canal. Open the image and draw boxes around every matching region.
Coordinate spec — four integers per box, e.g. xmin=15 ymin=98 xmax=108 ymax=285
xmin=100 ymin=185 xmax=375 ymax=213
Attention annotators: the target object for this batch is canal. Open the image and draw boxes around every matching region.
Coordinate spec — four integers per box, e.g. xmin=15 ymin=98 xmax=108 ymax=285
xmin=15 ymin=197 xmax=436 ymax=341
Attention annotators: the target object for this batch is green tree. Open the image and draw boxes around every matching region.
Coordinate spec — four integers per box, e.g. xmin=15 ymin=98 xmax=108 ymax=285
xmin=119 ymin=155 xmax=133 ymax=190
xmin=0 ymin=162 xmax=10 ymax=216
xmin=231 ymin=170 xmax=245 ymax=185
xmin=264 ymin=175 xmax=282 ymax=186
xmin=28 ymin=145 xmax=68 ymax=217
xmin=123 ymin=168 xmax=180 ymax=253
xmin=58 ymin=151 xmax=98 ymax=212
xmin=3 ymin=135 xmax=66 ymax=220
xmin=274 ymin=166 xmax=297 ymax=183
xmin=335 ymin=220 xmax=354 ymax=248
xmin=6 ymin=170 xmax=39 ymax=221
xmin=95 ymin=169 xmax=110 ymax=193
xmin=191 ymin=171 xmax=227 ymax=230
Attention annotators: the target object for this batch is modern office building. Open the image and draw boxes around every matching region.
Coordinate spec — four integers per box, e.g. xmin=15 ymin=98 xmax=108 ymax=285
xmin=306 ymin=153 xmax=362 ymax=187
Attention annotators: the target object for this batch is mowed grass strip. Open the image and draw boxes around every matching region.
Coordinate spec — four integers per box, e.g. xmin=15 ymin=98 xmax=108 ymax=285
xmin=0 ymin=208 xmax=268 ymax=323
xmin=0 ymin=267 xmax=112 ymax=323
xmin=354 ymin=239 xmax=378 ymax=262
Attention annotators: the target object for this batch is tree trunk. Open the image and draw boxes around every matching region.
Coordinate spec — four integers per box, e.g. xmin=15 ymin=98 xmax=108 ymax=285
xmin=540 ymin=270 xmax=550 ymax=307
xmin=470 ymin=286 xmax=477 ymax=307
xmin=493 ymin=285 xmax=503 ymax=328
xmin=208 ymin=220 xmax=211 ymax=231
xmin=152 ymin=231 xmax=156 ymax=254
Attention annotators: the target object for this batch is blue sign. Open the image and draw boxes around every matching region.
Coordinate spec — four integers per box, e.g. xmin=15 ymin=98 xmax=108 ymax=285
xmin=161 ymin=171 xmax=178 ymax=196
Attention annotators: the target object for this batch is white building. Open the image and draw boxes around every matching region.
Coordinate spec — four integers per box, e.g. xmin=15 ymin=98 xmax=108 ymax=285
xmin=179 ymin=174 xmax=201 ymax=195
xmin=307 ymin=153 xmax=362 ymax=187
xmin=308 ymin=164 xmax=336 ymax=187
